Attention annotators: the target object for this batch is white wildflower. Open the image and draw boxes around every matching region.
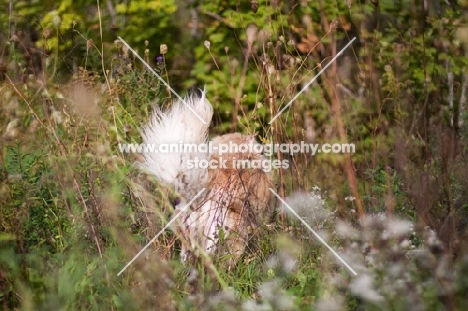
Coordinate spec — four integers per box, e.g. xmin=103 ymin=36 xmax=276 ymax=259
xmin=315 ymin=296 xmax=344 ymax=311
xmin=51 ymin=110 xmax=62 ymax=124
xmin=386 ymin=218 xmax=412 ymax=238
xmin=350 ymin=273 xmax=384 ymax=303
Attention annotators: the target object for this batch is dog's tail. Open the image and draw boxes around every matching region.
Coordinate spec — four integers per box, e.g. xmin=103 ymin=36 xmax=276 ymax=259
xmin=141 ymin=92 xmax=213 ymax=205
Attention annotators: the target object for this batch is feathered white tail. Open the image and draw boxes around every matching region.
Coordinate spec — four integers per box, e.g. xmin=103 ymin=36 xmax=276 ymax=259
xmin=141 ymin=92 xmax=213 ymax=205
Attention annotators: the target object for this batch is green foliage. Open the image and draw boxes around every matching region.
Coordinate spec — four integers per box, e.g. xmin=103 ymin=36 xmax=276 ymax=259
xmin=362 ymin=166 xmax=412 ymax=217
xmin=116 ymin=0 xmax=177 ymax=42
xmin=2 ymin=0 xmax=468 ymax=310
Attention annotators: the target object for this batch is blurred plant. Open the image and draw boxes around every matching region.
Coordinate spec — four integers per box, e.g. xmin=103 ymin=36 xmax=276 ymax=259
xmin=327 ymin=214 xmax=468 ymax=310
xmin=2 ymin=0 xmax=468 ymax=310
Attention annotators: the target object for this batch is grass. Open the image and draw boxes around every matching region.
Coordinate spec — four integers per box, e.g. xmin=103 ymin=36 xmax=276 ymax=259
xmin=2 ymin=7 xmax=468 ymax=310
xmin=0 ymin=52 xmax=323 ymax=309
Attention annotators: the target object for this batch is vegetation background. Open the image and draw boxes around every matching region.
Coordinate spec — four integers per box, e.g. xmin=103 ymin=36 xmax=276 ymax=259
xmin=1 ymin=0 xmax=468 ymax=310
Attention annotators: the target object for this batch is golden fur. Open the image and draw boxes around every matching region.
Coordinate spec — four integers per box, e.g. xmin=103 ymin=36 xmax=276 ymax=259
xmin=177 ymin=133 xmax=272 ymax=267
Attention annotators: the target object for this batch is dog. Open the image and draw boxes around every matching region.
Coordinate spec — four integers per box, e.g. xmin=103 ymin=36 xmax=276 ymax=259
xmin=141 ymin=91 xmax=271 ymax=268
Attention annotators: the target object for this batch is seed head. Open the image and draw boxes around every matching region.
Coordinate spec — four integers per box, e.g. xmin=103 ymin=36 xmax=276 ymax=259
xmin=160 ymin=44 xmax=168 ymax=55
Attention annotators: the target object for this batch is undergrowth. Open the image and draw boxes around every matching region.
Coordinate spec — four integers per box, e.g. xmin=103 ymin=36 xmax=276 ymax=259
xmin=2 ymin=0 xmax=468 ymax=310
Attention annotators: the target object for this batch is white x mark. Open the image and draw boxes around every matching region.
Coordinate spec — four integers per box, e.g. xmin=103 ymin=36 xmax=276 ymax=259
xmin=117 ymin=188 xmax=206 ymax=276
xmin=269 ymin=37 xmax=356 ymax=124
xmin=269 ymin=188 xmax=357 ymax=275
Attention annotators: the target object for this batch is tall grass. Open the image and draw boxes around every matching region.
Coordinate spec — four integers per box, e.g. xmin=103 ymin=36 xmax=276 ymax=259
xmin=2 ymin=2 xmax=468 ymax=310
